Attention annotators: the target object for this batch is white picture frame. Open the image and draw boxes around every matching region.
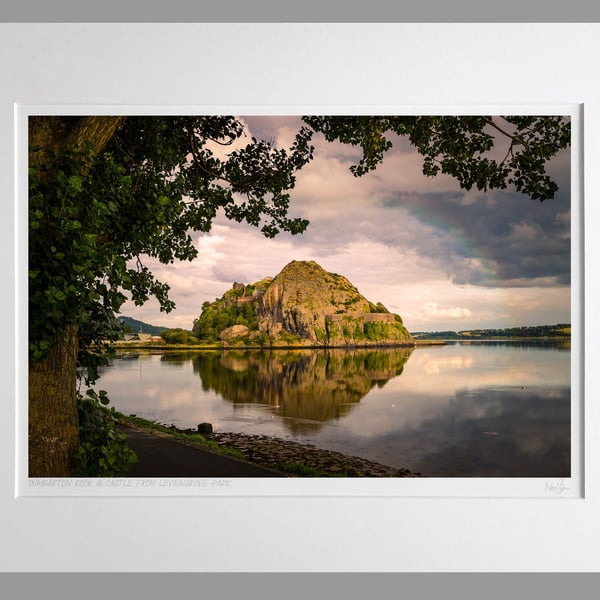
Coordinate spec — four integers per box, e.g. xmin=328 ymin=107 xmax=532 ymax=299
xmin=15 ymin=102 xmax=581 ymax=500
xmin=1 ymin=22 xmax=598 ymax=572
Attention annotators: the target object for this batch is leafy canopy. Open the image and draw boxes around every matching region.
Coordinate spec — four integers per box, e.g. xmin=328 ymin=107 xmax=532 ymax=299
xmin=304 ymin=115 xmax=570 ymax=201
xmin=29 ymin=116 xmax=314 ymax=377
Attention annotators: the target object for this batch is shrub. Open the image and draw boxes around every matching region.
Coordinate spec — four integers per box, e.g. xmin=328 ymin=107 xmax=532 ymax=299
xmin=161 ymin=328 xmax=199 ymax=344
xmin=314 ymin=327 xmax=328 ymax=343
xmin=74 ymin=388 xmax=137 ymax=476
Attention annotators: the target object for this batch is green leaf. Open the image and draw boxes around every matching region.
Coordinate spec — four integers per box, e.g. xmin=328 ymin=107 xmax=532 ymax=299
xmin=68 ymin=175 xmax=84 ymax=194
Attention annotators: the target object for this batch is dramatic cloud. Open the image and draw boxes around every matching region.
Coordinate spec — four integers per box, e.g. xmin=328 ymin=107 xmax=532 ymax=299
xmin=120 ymin=115 xmax=572 ymax=332
xmin=381 ymin=183 xmax=571 ymax=288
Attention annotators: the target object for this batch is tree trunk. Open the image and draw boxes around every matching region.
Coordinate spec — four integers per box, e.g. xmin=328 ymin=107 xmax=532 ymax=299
xmin=29 ymin=115 xmax=127 ymax=159
xmin=28 ymin=325 xmax=79 ymax=477
xmin=28 ymin=116 xmax=126 ymax=477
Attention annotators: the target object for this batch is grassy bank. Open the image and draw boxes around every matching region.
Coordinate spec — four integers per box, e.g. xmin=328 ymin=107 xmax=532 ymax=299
xmin=117 ymin=414 xmax=246 ymax=462
xmin=115 ymin=413 xmax=414 ymax=477
xmin=116 ymin=414 xmax=339 ymax=477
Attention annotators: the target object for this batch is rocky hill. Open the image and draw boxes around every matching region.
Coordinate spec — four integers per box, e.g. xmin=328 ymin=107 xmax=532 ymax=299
xmin=192 ymin=260 xmax=413 ymax=347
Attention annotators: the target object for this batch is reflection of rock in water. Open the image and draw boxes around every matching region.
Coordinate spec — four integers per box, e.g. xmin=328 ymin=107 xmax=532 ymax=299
xmin=159 ymin=352 xmax=196 ymax=368
xmin=192 ymin=348 xmax=413 ymax=434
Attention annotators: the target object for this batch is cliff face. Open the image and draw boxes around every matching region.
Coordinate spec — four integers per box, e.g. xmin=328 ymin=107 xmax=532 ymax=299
xmin=257 ymin=261 xmax=366 ymax=341
xmin=193 ymin=260 xmax=413 ymax=347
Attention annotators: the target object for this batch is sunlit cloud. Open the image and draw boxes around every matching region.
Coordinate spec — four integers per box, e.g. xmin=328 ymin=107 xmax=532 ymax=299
xmin=424 ymin=302 xmax=473 ymax=320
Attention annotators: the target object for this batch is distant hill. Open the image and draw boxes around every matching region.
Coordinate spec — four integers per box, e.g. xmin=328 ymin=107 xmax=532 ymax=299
xmin=117 ymin=316 xmax=168 ymax=336
xmin=192 ymin=260 xmax=413 ymax=347
xmin=411 ymin=324 xmax=571 ymax=340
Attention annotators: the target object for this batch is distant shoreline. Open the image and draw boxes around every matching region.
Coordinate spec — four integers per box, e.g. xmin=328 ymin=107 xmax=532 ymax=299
xmin=414 ymin=336 xmax=570 ymax=343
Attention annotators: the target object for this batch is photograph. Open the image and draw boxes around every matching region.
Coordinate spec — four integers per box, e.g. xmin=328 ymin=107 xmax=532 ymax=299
xmin=27 ymin=113 xmax=573 ymax=481
xmin=5 ymin=19 xmax=599 ymax=575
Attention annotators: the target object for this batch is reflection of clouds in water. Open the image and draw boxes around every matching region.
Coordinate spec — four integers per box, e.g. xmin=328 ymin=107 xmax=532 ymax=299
xmin=141 ymin=385 xmax=161 ymax=400
xmin=100 ymin=355 xmax=225 ymax=426
xmin=156 ymin=388 xmax=193 ymax=409
xmin=400 ymin=345 xmax=570 ymax=396
xmin=419 ymin=353 xmax=474 ymax=375
xmin=448 ymin=393 xmax=505 ymax=421
xmin=351 ymin=386 xmax=570 ymax=477
xmin=100 ymin=345 xmax=571 ymax=476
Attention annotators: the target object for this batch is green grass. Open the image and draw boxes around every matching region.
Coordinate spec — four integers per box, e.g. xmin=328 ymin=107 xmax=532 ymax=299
xmin=116 ymin=414 xmax=246 ymax=462
xmin=118 ymin=415 xmax=352 ymax=477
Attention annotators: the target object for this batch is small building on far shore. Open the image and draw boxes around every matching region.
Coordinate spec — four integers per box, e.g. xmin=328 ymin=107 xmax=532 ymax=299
xmin=122 ymin=333 xmax=164 ymax=343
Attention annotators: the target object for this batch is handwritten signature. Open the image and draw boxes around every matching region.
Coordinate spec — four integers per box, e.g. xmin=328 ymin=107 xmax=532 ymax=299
xmin=544 ymin=479 xmax=570 ymax=495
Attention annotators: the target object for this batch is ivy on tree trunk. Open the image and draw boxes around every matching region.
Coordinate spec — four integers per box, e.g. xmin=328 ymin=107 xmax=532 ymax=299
xmin=28 ymin=325 xmax=78 ymax=477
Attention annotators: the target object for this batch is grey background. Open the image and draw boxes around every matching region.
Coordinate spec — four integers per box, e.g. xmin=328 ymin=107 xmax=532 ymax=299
xmin=1 ymin=0 xmax=600 ymax=23
xmin=1 ymin=1 xmax=599 ymax=597
xmin=1 ymin=572 xmax=598 ymax=598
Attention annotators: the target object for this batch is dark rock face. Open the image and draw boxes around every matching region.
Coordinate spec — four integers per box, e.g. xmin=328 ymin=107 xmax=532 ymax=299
xmin=256 ymin=261 xmax=413 ymax=346
xmin=257 ymin=261 xmax=350 ymax=341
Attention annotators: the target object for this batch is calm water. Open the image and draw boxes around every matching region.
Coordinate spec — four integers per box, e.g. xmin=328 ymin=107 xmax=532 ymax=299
xmin=99 ymin=341 xmax=571 ymax=477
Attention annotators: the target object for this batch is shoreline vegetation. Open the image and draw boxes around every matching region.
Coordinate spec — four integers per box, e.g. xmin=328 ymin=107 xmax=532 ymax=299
xmin=112 ymin=340 xmax=433 ymax=351
xmin=117 ymin=414 xmax=419 ymax=477
xmin=116 ymin=311 xmax=571 ymax=352
xmin=111 ymin=335 xmax=568 ymax=352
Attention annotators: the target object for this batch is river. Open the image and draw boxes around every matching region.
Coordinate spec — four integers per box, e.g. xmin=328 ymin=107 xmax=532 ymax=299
xmin=98 ymin=341 xmax=571 ymax=477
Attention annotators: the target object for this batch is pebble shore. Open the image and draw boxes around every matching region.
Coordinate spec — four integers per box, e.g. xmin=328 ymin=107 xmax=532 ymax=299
xmin=208 ymin=431 xmax=420 ymax=477
xmin=123 ymin=417 xmax=420 ymax=477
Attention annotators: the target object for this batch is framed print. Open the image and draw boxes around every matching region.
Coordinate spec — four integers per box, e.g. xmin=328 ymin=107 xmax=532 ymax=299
xmin=1 ymin=23 xmax=599 ymax=572
xmin=17 ymin=105 xmax=581 ymax=501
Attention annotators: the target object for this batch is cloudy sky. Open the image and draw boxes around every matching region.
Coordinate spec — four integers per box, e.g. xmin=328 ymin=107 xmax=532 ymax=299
xmin=121 ymin=115 xmax=572 ymax=333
